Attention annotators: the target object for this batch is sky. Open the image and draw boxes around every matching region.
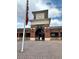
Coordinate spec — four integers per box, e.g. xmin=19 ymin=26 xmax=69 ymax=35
xmin=17 ymin=0 xmax=62 ymax=28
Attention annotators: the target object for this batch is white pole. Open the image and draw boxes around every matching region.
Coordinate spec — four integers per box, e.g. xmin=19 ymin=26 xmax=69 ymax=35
xmin=21 ymin=17 xmax=26 ymax=52
xmin=21 ymin=0 xmax=28 ymax=52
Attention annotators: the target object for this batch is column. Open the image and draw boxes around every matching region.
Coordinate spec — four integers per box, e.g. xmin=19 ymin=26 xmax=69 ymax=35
xmin=58 ymin=32 xmax=61 ymax=40
xmin=30 ymin=28 xmax=35 ymax=41
xmin=44 ymin=27 xmax=50 ymax=41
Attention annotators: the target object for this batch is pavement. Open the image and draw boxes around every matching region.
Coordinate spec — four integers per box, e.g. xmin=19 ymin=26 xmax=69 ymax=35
xmin=17 ymin=40 xmax=62 ymax=59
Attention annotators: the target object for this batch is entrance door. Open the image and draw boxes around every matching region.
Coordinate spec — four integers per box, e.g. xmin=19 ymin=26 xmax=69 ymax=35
xmin=35 ymin=26 xmax=45 ymax=41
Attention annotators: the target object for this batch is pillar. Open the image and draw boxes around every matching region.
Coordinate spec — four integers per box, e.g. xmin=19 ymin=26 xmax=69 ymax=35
xmin=58 ymin=32 xmax=61 ymax=40
xmin=30 ymin=28 xmax=35 ymax=41
xmin=44 ymin=27 xmax=50 ymax=41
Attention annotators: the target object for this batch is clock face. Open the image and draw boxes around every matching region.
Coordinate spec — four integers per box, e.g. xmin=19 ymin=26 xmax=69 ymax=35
xmin=36 ymin=13 xmax=44 ymax=19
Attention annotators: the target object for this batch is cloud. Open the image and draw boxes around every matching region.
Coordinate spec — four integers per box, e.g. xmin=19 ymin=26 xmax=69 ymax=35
xmin=17 ymin=0 xmax=62 ymax=28
xmin=50 ymin=19 xmax=62 ymax=27
xmin=49 ymin=8 xmax=61 ymax=18
xmin=17 ymin=2 xmax=26 ymax=22
xmin=29 ymin=0 xmax=61 ymax=18
xmin=17 ymin=22 xmax=31 ymax=28
xmin=35 ymin=0 xmax=49 ymax=10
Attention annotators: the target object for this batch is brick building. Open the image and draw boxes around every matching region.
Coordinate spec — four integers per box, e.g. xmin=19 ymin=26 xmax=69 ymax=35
xmin=17 ymin=10 xmax=62 ymax=41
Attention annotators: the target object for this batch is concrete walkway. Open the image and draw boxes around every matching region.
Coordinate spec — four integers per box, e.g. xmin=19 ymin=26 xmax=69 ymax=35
xmin=17 ymin=40 xmax=62 ymax=59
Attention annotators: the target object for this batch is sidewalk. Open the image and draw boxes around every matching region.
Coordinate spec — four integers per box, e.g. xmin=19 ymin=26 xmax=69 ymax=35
xmin=17 ymin=41 xmax=62 ymax=59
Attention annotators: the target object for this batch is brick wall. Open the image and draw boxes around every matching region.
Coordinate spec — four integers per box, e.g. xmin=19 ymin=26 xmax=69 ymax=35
xmin=30 ymin=28 xmax=35 ymax=38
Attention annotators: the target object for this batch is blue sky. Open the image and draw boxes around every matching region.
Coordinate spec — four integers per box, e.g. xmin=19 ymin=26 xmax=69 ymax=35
xmin=17 ymin=0 xmax=62 ymax=28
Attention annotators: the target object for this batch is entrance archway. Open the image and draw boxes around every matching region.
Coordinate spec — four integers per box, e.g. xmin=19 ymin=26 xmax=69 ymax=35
xmin=35 ymin=26 xmax=45 ymax=41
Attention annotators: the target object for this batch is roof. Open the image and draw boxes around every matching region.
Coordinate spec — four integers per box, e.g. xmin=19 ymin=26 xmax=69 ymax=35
xmin=17 ymin=26 xmax=62 ymax=30
xmin=17 ymin=26 xmax=62 ymax=33
xmin=50 ymin=26 xmax=62 ymax=29
xmin=32 ymin=10 xmax=48 ymax=14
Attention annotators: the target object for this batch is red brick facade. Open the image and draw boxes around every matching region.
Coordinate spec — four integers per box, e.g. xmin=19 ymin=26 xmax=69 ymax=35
xmin=17 ymin=10 xmax=62 ymax=41
xmin=17 ymin=26 xmax=62 ymax=41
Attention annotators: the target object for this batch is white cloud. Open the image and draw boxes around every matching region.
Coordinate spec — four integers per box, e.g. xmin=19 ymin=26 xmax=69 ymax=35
xmin=35 ymin=0 xmax=49 ymax=10
xmin=17 ymin=22 xmax=31 ymax=28
xmin=17 ymin=0 xmax=26 ymax=9
xmin=49 ymin=8 xmax=61 ymax=18
xmin=17 ymin=0 xmax=62 ymax=28
xmin=17 ymin=0 xmax=61 ymax=19
xmin=17 ymin=4 xmax=25 ymax=20
xmin=50 ymin=19 xmax=62 ymax=27
xmin=29 ymin=0 xmax=49 ymax=19
xmin=31 ymin=0 xmax=61 ymax=18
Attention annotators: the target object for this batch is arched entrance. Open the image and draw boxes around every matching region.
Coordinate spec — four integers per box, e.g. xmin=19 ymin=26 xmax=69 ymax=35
xmin=35 ymin=26 xmax=45 ymax=41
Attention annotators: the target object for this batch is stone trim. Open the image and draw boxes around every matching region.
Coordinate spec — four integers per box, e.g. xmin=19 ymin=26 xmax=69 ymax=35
xmin=30 ymin=38 xmax=35 ymax=41
xmin=45 ymin=38 xmax=50 ymax=41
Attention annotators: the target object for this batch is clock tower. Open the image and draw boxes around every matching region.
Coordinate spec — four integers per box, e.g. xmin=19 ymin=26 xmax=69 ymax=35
xmin=30 ymin=10 xmax=51 ymax=41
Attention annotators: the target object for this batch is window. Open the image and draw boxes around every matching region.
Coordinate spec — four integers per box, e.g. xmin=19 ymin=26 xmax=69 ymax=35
xmin=51 ymin=32 xmax=59 ymax=37
xmin=19 ymin=33 xmax=23 ymax=37
xmin=25 ymin=33 xmax=30 ymax=37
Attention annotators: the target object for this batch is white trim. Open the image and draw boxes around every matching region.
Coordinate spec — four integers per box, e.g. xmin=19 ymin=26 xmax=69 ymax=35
xmin=58 ymin=37 xmax=62 ymax=40
xmin=17 ymin=37 xmax=19 ymax=40
xmin=45 ymin=38 xmax=50 ymax=41
xmin=30 ymin=38 xmax=35 ymax=41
